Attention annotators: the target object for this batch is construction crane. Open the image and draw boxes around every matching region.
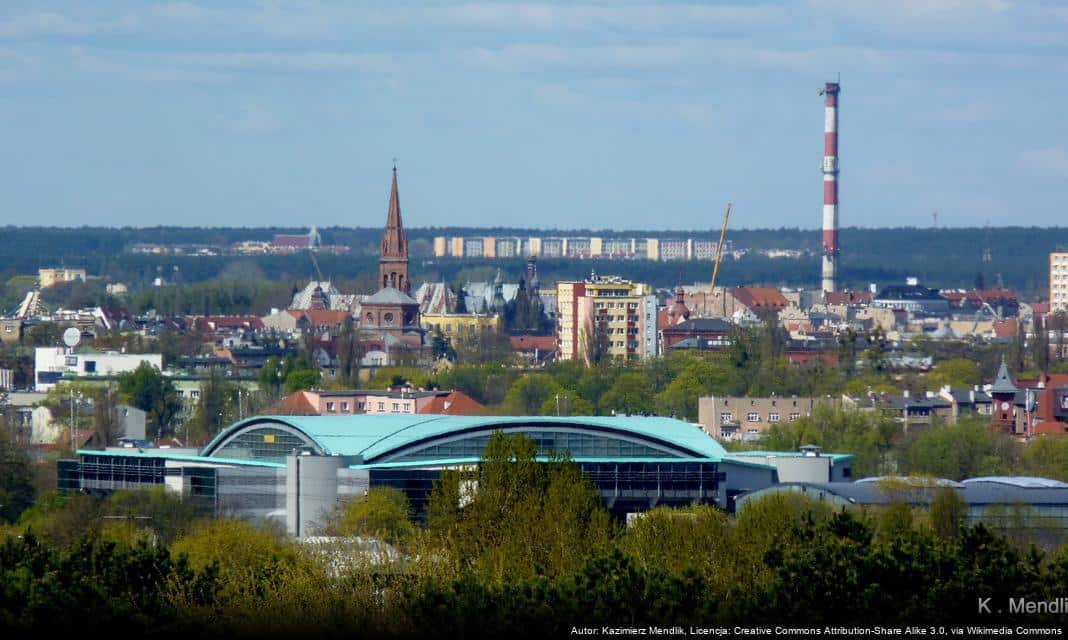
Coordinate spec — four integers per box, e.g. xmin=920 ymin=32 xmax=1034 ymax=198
xmin=710 ymin=202 xmax=732 ymax=293
xmin=308 ymin=249 xmax=326 ymax=284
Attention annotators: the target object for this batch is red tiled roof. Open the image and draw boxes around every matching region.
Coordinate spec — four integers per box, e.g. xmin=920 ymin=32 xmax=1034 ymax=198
xmin=273 ymin=234 xmax=313 ymax=248
xmin=732 ymin=287 xmax=788 ymax=310
xmin=509 ymin=335 xmax=557 ymax=353
xmin=993 ymin=319 xmax=1018 ymax=338
xmin=288 ymin=309 xmax=350 ymax=327
xmin=266 ymin=391 xmax=320 ymax=416
xmin=418 ymin=390 xmax=485 ymax=416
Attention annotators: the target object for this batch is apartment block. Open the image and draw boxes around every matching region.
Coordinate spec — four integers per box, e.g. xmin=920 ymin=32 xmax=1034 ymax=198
xmin=697 ymin=396 xmax=832 ymax=441
xmin=1053 ymin=252 xmax=1068 ymax=313
xmin=557 ymin=276 xmax=656 ymax=363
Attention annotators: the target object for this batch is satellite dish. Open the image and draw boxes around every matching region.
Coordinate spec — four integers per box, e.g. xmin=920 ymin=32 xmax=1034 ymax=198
xmin=63 ymin=327 xmax=81 ymax=348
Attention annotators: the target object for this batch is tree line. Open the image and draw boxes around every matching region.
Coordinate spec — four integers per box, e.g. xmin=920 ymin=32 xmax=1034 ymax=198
xmin=2 ymin=432 xmax=1068 ymax=635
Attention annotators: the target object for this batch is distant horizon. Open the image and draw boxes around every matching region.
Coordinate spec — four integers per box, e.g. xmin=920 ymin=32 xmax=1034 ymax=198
xmin=1 ymin=2 xmax=1065 ymax=228
xmin=2 ymin=223 xmax=1067 ymax=234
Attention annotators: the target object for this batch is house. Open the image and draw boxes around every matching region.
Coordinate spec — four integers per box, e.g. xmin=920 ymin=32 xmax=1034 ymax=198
xmin=661 ymin=318 xmax=733 ymax=352
xmin=266 ymin=388 xmax=485 ymax=416
xmin=697 ymin=396 xmax=834 ymax=441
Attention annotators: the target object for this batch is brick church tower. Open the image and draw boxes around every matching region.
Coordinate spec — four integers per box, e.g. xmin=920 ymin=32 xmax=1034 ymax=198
xmin=379 ymin=166 xmax=410 ymax=294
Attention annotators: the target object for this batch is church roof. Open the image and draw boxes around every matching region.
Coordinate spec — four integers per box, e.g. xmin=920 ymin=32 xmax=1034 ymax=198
xmin=991 ymin=359 xmax=1017 ymax=394
xmin=364 ymin=287 xmax=418 ymax=306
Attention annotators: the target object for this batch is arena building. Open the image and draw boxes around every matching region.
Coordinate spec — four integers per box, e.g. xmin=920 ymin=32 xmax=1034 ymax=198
xmin=59 ymin=414 xmax=853 ymax=538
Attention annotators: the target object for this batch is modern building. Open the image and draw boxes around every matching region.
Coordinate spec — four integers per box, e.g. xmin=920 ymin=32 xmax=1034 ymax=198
xmin=871 ymin=281 xmax=951 ymax=316
xmin=556 ymin=275 xmax=657 ymax=363
xmin=38 ymin=268 xmax=87 ymax=289
xmin=736 ymin=476 xmax=1068 ymax=549
xmin=34 ymin=347 xmax=163 ymax=391
xmin=1052 ymin=252 xmax=1068 ymax=314
xmin=697 ymin=396 xmax=832 ymax=441
xmin=60 ymin=414 xmax=805 ymax=537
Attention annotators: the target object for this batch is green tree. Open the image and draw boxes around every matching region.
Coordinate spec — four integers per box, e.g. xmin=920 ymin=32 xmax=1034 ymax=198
xmin=0 ymin=423 xmax=34 ymax=523
xmin=929 ymin=487 xmax=966 ymax=540
xmin=284 ymin=368 xmax=321 ymax=393
xmin=117 ymin=362 xmax=182 ymax=439
xmin=501 ymin=374 xmax=562 ymax=415
xmin=325 ymin=487 xmax=415 ymax=545
xmin=187 ymin=367 xmax=239 ymax=443
xmin=426 ymin=431 xmax=614 ymax=581
xmin=599 ymin=372 xmax=654 ymax=415
xmin=901 ymin=417 xmax=1020 ymax=480
xmin=926 ymin=357 xmax=980 ymax=390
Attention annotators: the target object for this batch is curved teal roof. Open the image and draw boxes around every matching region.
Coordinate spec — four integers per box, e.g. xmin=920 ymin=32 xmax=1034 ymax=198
xmin=202 ymin=414 xmax=727 ymax=463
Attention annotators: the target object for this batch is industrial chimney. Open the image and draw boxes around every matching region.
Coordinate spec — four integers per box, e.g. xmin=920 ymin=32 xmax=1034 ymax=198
xmin=820 ymin=81 xmax=840 ymax=294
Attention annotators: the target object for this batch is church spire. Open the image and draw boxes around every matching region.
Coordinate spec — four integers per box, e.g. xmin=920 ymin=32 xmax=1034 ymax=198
xmin=379 ymin=165 xmax=410 ymax=293
xmin=381 ymin=165 xmax=407 ymax=259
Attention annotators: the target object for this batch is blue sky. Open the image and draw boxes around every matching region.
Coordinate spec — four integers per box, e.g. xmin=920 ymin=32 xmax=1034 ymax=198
xmin=1 ymin=1 xmax=1066 ymax=230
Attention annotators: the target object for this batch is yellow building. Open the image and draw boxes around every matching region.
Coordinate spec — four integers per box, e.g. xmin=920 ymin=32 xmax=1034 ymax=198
xmin=557 ymin=276 xmax=657 ymax=363
xmin=450 ymin=237 xmax=464 ymax=258
xmin=433 ymin=236 xmax=447 ymax=257
xmin=422 ymin=312 xmax=501 ymax=340
xmin=645 ymin=238 xmax=660 ymax=261
xmin=38 ymin=268 xmax=87 ymax=289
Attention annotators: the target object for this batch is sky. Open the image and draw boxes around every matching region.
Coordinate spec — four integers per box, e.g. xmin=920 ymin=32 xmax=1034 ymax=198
xmin=1 ymin=1 xmax=1066 ymax=231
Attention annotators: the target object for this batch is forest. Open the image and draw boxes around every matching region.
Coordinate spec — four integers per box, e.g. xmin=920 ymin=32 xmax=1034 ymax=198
xmin=1 ymin=431 xmax=1066 ymax=636
xmin=0 ymin=226 xmax=1065 ymax=313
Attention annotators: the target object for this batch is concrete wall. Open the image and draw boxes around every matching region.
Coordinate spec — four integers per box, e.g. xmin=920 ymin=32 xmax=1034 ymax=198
xmin=286 ymin=455 xmax=344 ymax=539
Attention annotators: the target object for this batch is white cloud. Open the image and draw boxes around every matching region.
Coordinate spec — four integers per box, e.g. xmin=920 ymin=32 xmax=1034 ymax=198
xmin=457 ymin=41 xmax=698 ymax=71
xmin=676 ymin=103 xmax=714 ymax=128
xmin=231 ymin=104 xmax=276 ymax=133
xmin=939 ymin=101 xmax=995 ymax=123
xmin=532 ymin=83 xmax=586 ymax=106
xmin=431 ymin=3 xmax=781 ymax=31
xmin=1020 ymin=148 xmax=1068 ymax=178
xmin=171 ymin=51 xmax=397 ymax=73
xmin=808 ymin=0 xmax=1013 ymax=23
xmin=0 ymin=11 xmax=139 ymax=37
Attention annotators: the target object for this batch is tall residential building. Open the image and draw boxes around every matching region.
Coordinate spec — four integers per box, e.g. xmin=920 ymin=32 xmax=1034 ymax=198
xmin=1052 ymin=252 xmax=1068 ymax=313
xmin=556 ymin=276 xmax=656 ymax=363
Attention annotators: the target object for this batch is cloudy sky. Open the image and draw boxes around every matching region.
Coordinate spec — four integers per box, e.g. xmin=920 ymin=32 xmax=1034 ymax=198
xmin=1 ymin=1 xmax=1066 ymax=230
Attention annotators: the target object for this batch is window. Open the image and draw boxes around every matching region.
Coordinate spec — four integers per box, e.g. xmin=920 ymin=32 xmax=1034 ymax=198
xmin=788 ymin=412 xmax=801 ymax=422
xmin=746 ymin=412 xmax=760 ymax=422
xmin=768 ymin=412 xmax=780 ymax=422
xmin=341 ymin=402 xmax=349 ymax=412
xmin=377 ymin=402 xmax=384 ymax=411
xmin=384 ymin=313 xmax=394 ymax=325
xmin=326 ymin=402 xmax=335 ymax=412
xmin=404 ymin=403 xmax=411 ymax=412
xmin=392 ymin=402 xmax=400 ymax=412
xmin=720 ymin=412 xmax=733 ymax=424
xmin=66 ymin=356 xmax=78 ymax=366
xmin=366 ymin=313 xmax=373 ymax=322
xmin=358 ymin=402 xmax=365 ymax=411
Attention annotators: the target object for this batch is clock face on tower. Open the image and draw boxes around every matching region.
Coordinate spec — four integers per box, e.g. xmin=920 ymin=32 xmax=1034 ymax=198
xmin=1001 ymin=401 xmax=1010 ymax=411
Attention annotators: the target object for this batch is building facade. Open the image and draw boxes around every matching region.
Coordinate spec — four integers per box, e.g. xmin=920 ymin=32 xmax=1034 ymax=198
xmin=1052 ymin=252 xmax=1068 ymax=314
xmin=34 ymin=348 xmax=163 ymax=391
xmin=556 ymin=276 xmax=656 ymax=363
xmin=697 ymin=396 xmax=831 ymax=441
xmin=38 ymin=268 xmax=87 ymax=289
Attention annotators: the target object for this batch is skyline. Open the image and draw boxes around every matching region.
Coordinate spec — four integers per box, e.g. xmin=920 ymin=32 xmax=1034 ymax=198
xmin=1 ymin=1 xmax=1066 ymax=230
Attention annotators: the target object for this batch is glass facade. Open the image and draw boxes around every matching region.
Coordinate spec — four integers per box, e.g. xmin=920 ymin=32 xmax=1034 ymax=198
xmin=385 ymin=429 xmax=683 ymax=462
xmin=212 ymin=427 xmax=316 ymax=463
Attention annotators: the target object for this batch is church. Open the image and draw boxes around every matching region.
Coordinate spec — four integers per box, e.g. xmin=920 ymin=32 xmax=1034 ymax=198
xmin=358 ymin=167 xmax=426 ymax=354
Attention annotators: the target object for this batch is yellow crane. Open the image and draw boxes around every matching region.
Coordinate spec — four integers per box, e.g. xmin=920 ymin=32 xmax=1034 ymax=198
xmin=709 ymin=202 xmax=732 ymax=293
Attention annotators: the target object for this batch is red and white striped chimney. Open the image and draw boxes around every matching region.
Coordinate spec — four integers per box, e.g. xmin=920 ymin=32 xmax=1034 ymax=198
xmin=820 ymin=81 xmax=840 ymax=294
